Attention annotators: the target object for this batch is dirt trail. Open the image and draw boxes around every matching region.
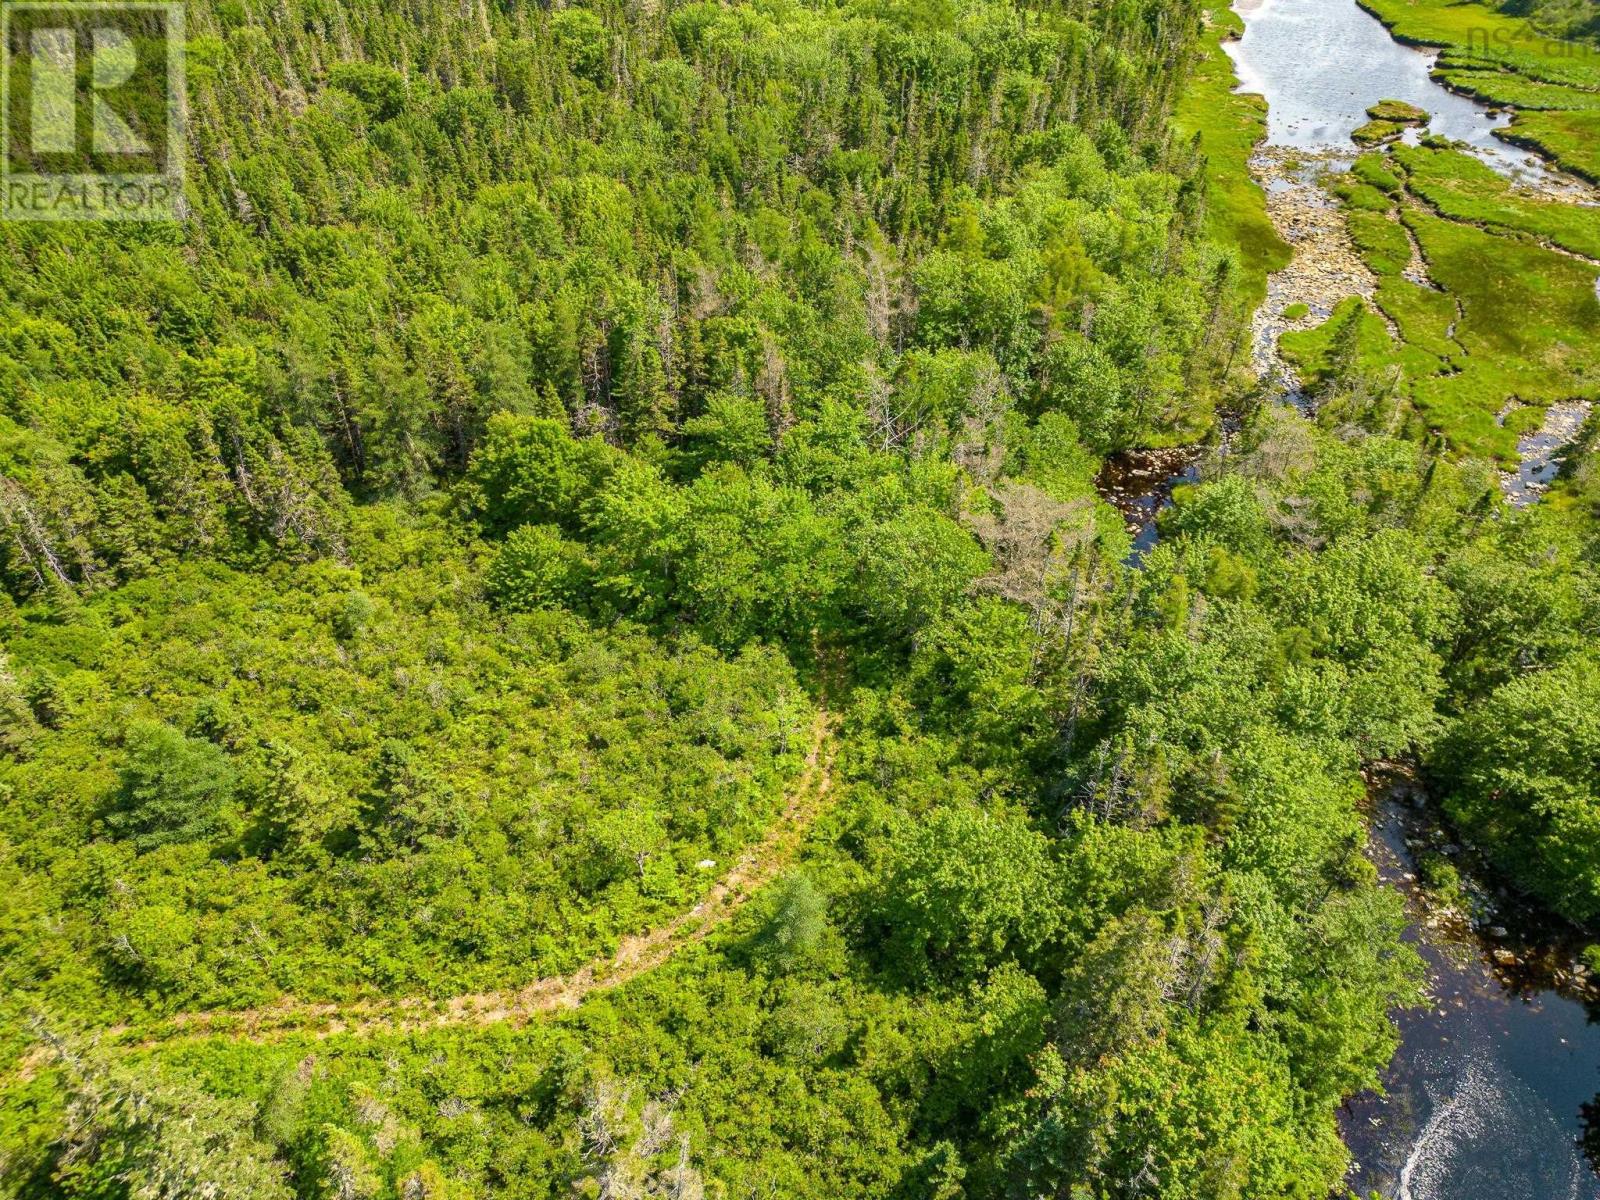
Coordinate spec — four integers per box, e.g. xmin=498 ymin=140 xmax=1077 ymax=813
xmin=69 ymin=707 xmax=837 ymax=1057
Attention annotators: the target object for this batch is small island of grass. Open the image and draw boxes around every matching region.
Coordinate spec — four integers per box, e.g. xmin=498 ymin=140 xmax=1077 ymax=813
xmin=1354 ymin=100 xmax=1430 ymax=147
xmin=1367 ymin=98 xmax=1430 ymax=123
xmin=1353 ymin=119 xmax=1407 ymax=146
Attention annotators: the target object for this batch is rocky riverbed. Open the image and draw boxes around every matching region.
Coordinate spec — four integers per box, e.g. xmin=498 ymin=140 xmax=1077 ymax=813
xmin=1247 ymin=148 xmax=1378 ymax=408
xmin=1499 ymin=400 xmax=1594 ymax=508
xmin=1245 ymin=152 xmax=1594 ymax=507
xmin=1095 ymin=446 xmax=1203 ymax=561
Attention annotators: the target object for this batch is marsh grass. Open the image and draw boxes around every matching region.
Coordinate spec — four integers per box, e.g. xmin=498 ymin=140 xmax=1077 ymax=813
xmin=1175 ymin=5 xmax=1292 ymax=305
xmin=1358 ymin=0 xmax=1600 ymax=181
xmin=1293 ymin=148 xmax=1600 ymax=460
xmin=1394 ymin=143 xmax=1600 ymax=257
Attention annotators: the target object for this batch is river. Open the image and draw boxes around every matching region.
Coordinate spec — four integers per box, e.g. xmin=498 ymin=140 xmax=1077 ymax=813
xmin=1103 ymin=0 xmax=1600 ymax=1193
xmin=1227 ymin=0 xmax=1595 ymax=509
xmin=1344 ymin=780 xmax=1600 ymax=1199
xmin=1224 ymin=0 xmax=1541 ymax=171
xmin=1095 ymin=447 xmax=1202 ymax=562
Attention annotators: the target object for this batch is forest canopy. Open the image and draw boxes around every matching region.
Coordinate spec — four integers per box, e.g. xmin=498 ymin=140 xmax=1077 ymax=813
xmin=2 ymin=0 xmax=1599 ymax=1195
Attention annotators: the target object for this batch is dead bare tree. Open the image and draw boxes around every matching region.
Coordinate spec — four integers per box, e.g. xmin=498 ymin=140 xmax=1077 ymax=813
xmin=576 ymin=1078 xmax=707 ymax=1200
xmin=965 ymin=482 xmax=1096 ymax=644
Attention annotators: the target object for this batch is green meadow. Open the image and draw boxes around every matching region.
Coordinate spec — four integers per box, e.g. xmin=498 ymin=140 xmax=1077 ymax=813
xmin=1286 ymin=144 xmax=1600 ymax=460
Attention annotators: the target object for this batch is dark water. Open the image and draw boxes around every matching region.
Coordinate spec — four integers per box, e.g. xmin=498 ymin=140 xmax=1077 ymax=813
xmin=1094 ymin=448 xmax=1201 ymax=562
xmin=1344 ymin=781 xmax=1600 ymax=1199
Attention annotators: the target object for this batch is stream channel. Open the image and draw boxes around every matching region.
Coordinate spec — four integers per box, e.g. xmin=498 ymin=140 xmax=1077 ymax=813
xmin=1096 ymin=1 xmax=1600 ymax=1193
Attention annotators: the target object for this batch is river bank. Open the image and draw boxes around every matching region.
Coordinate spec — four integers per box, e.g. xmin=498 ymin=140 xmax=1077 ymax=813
xmin=1127 ymin=0 xmax=1600 ymax=1193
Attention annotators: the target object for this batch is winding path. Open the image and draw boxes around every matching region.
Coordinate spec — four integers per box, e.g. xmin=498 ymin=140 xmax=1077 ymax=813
xmin=29 ymin=707 xmax=837 ymax=1064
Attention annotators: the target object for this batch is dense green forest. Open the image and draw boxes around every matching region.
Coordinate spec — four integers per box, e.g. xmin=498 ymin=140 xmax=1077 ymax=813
xmin=3 ymin=0 xmax=1600 ymax=1194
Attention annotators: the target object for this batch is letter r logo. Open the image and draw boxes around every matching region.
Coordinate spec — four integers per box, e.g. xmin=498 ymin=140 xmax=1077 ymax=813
xmin=93 ymin=27 xmax=150 ymax=154
xmin=2 ymin=3 xmax=185 ymax=221
xmin=26 ymin=23 xmax=151 ymax=156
